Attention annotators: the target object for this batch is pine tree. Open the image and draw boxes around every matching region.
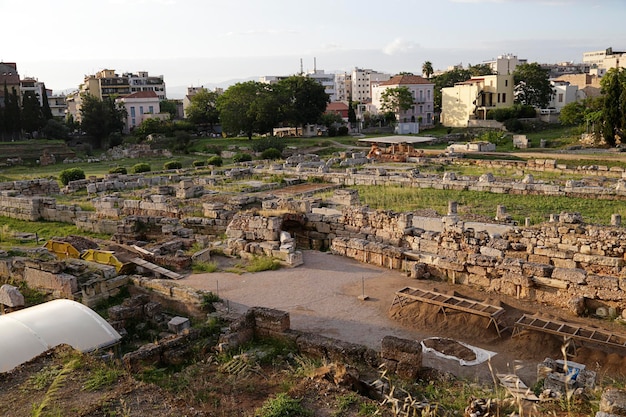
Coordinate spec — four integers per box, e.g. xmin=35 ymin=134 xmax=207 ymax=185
xmin=41 ymin=84 xmax=53 ymax=120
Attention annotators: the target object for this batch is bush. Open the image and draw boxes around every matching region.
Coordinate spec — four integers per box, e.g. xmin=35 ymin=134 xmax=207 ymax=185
xmin=261 ymin=148 xmax=282 ymax=160
xmin=207 ymin=155 xmax=223 ymax=167
xmin=108 ymin=166 xmax=127 ymax=175
xmin=251 ymin=137 xmax=286 ymax=153
xmin=504 ymin=118 xmax=524 ymax=133
xmin=131 ymin=163 xmax=151 ymax=174
xmin=205 ymin=144 xmax=222 ymax=155
xmin=327 ymin=126 xmax=337 ymax=137
xmin=163 ymin=160 xmax=183 ymax=170
xmin=232 ymin=152 xmax=253 ymax=163
xmin=337 ymin=126 xmax=349 ymax=136
xmin=59 ymin=168 xmax=86 ymax=186
xmin=192 ymin=160 xmax=206 ymax=167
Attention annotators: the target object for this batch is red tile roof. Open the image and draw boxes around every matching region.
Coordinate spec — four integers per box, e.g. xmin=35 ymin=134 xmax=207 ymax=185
xmin=326 ymin=101 xmax=349 ymax=111
xmin=379 ymin=74 xmax=433 ymax=86
xmin=123 ymin=91 xmax=158 ymax=99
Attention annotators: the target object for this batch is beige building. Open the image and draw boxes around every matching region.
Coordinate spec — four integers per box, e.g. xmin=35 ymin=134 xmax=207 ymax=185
xmin=441 ymin=74 xmax=514 ymax=128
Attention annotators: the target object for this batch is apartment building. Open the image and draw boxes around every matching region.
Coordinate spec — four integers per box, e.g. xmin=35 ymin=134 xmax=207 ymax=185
xmin=20 ymin=77 xmax=46 ymax=106
xmin=583 ymin=47 xmax=626 ymax=77
xmin=548 ymin=81 xmax=578 ymax=113
xmin=483 ymin=54 xmax=527 ymax=75
xmin=81 ymin=69 xmax=165 ymax=101
xmin=440 ymin=74 xmax=514 ymax=127
xmin=0 ymin=62 xmax=21 ymax=106
xmin=116 ymin=91 xmax=166 ymax=134
xmin=46 ymin=90 xmax=68 ymax=119
xmin=371 ymin=74 xmax=435 ymax=127
xmin=351 ymin=68 xmax=391 ymax=102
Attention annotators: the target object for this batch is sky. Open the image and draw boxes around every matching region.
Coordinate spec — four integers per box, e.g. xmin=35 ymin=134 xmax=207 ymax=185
xmin=2 ymin=0 xmax=625 ymax=98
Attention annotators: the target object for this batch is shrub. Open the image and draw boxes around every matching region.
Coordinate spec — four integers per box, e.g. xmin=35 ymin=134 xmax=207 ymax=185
xmin=131 ymin=163 xmax=151 ymax=174
xmin=59 ymin=168 xmax=86 ymax=186
xmin=207 ymin=155 xmax=223 ymax=167
xmin=205 ymin=144 xmax=222 ymax=155
xmin=251 ymin=137 xmax=286 ymax=152
xmin=261 ymin=147 xmax=282 ymax=160
xmin=504 ymin=118 xmax=524 ymax=133
xmin=192 ymin=160 xmax=206 ymax=167
xmin=163 ymin=160 xmax=183 ymax=170
xmin=233 ymin=152 xmax=252 ymax=163
xmin=108 ymin=166 xmax=127 ymax=175
xmin=337 ymin=126 xmax=349 ymax=136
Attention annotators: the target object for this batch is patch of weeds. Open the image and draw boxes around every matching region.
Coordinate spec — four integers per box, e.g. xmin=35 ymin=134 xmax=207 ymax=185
xmin=357 ymin=402 xmax=378 ymax=416
xmin=245 ymin=256 xmax=281 ymax=273
xmin=192 ymin=260 xmax=219 ymax=273
xmin=93 ymin=286 xmax=130 ymax=319
xmin=255 ymin=393 xmax=312 ymax=417
xmin=201 ymin=292 xmax=221 ymax=312
xmin=83 ymin=365 xmax=122 ymax=391
xmin=333 ymin=392 xmax=360 ymax=416
xmin=23 ymin=366 xmax=62 ymax=391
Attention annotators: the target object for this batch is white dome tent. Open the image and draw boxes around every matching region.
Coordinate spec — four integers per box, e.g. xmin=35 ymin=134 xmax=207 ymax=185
xmin=0 ymin=299 xmax=121 ymax=373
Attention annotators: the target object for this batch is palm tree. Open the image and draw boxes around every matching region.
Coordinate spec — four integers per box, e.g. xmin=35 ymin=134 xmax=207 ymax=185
xmin=422 ymin=61 xmax=434 ymax=79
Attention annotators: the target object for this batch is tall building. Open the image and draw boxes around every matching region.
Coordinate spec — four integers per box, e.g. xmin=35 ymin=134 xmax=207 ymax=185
xmin=351 ymin=68 xmax=391 ymax=102
xmin=20 ymin=77 xmax=46 ymax=106
xmin=583 ymin=47 xmax=626 ymax=76
xmin=0 ymin=62 xmax=21 ymax=106
xmin=80 ymin=69 xmax=166 ymax=101
xmin=482 ymin=54 xmax=527 ymax=75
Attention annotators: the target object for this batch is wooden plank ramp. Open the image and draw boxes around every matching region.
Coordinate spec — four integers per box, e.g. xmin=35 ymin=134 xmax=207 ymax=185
xmin=390 ymin=287 xmax=506 ymax=337
xmin=513 ymin=313 xmax=626 ymax=351
xmin=130 ymin=257 xmax=183 ymax=280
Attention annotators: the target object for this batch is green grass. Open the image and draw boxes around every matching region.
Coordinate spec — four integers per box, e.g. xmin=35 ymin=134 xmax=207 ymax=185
xmin=245 ymin=256 xmax=282 ymax=272
xmin=82 ymin=366 xmax=122 ymax=391
xmin=352 ymin=185 xmax=626 ymax=226
xmin=0 ymin=217 xmax=111 ymax=249
xmin=192 ymin=261 xmax=219 ymax=273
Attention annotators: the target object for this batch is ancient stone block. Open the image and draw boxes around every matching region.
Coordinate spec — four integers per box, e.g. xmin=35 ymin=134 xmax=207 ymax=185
xmin=552 ymin=267 xmax=587 ymax=285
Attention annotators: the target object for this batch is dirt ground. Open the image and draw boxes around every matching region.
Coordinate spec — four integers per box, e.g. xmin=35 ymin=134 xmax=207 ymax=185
xmin=182 ymin=250 xmax=626 ymax=386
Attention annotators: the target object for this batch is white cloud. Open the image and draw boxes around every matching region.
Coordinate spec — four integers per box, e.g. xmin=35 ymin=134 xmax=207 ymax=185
xmin=383 ymin=38 xmax=418 ymax=55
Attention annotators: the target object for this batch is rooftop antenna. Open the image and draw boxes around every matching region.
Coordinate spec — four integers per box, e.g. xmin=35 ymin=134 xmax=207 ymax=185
xmin=314 ymin=57 xmax=317 ymax=72
xmin=300 ymin=58 xmax=303 ymax=75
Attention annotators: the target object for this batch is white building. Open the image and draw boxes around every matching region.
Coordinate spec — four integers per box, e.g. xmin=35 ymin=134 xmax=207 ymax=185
xmin=116 ymin=91 xmax=166 ymax=133
xmin=125 ymin=71 xmax=166 ymax=100
xmin=351 ymin=68 xmax=391 ymax=102
xmin=20 ymin=77 xmax=46 ymax=105
xmin=483 ymin=54 xmax=527 ymax=75
xmin=583 ymin=47 xmax=626 ymax=76
xmin=548 ymin=80 xmax=578 ymax=113
xmin=371 ymin=74 xmax=435 ymax=127
xmin=306 ymin=69 xmax=336 ymax=101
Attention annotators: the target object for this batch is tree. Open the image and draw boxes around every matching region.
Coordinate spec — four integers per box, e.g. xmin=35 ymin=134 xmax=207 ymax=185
xmin=422 ymin=61 xmax=434 ymax=79
xmin=432 ymin=68 xmax=472 ymax=114
xmin=513 ymin=63 xmax=554 ymax=109
xmin=468 ymin=63 xmax=494 ymax=76
xmin=42 ymin=119 xmax=70 ymax=140
xmin=21 ymin=91 xmax=45 ymax=135
xmin=600 ymin=67 xmax=626 ymax=146
xmin=41 ymin=84 xmax=53 ymax=120
xmin=380 ymin=86 xmax=414 ymax=122
xmin=185 ymin=88 xmax=220 ymax=132
xmin=80 ymin=94 xmax=126 ymax=148
xmin=559 ymin=101 xmax=587 ymax=126
xmin=276 ymin=75 xmax=329 ymax=130
xmin=159 ymin=99 xmax=179 ymax=120
xmin=217 ymin=81 xmax=269 ymax=140
xmin=347 ymin=98 xmax=357 ymax=126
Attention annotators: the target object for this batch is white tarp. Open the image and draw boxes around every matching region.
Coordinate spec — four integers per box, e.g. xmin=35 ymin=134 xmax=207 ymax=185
xmin=0 ymin=299 xmax=121 ymax=373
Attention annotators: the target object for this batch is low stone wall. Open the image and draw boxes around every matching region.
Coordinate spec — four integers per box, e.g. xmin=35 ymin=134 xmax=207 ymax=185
xmin=129 ymin=275 xmax=208 ymax=319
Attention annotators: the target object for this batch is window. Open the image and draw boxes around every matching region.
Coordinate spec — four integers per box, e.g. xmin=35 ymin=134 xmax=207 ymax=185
xmin=497 ymin=93 xmax=501 ymax=103
xmin=505 ymin=79 xmax=509 ymax=87
xmin=149 ymin=106 xmax=154 ymax=113
xmin=558 ymin=93 xmax=563 ymax=103
xmin=502 ymin=93 xmax=506 ymax=103
xmin=130 ymin=107 xmax=135 ymax=117
xmin=140 ymin=106 xmax=144 ymax=115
